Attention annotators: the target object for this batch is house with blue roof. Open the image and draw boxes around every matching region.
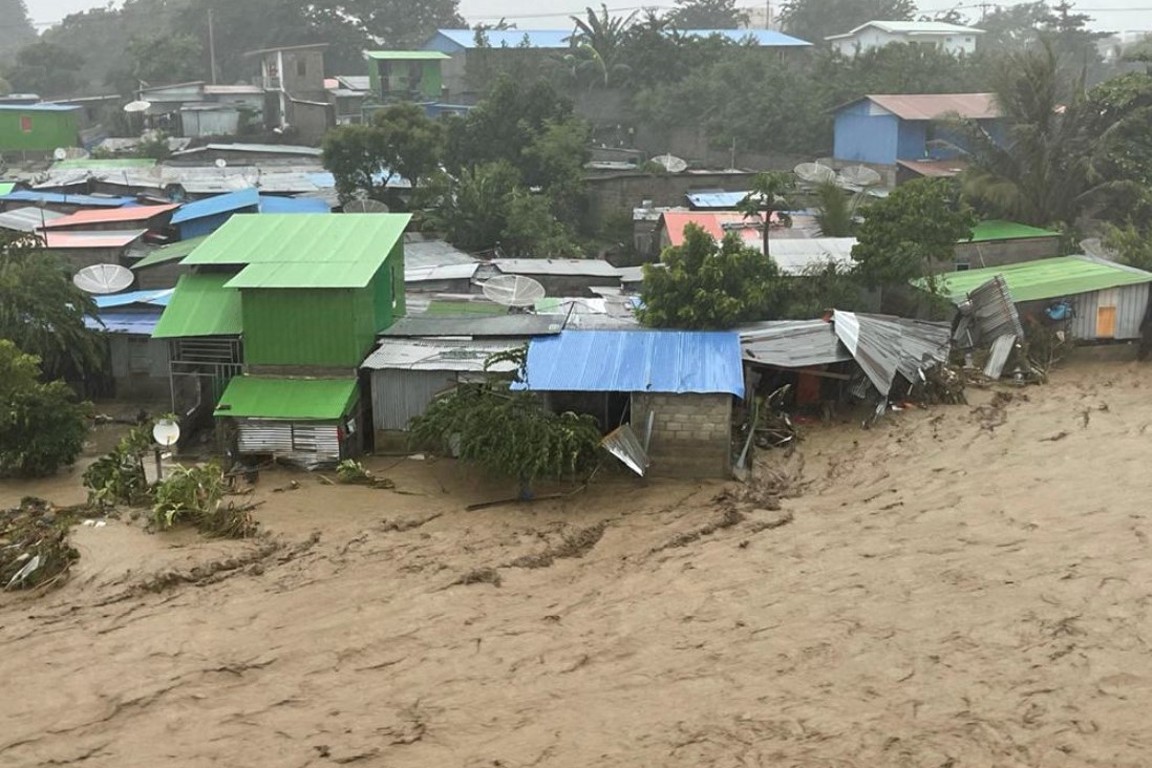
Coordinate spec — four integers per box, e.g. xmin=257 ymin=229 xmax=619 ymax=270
xmin=85 ymin=289 xmax=174 ymax=400
xmin=170 ymin=188 xmax=260 ymax=240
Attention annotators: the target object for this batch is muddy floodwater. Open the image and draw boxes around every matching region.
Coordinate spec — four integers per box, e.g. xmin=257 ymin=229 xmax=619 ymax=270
xmin=2 ymin=359 xmax=1151 ymax=767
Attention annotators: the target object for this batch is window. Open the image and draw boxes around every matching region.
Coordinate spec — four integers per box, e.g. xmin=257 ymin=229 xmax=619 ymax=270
xmin=296 ymin=59 xmax=307 ymax=78
xmin=19 ymin=115 xmax=31 ymax=133
xmin=954 ymin=257 xmax=971 ymax=272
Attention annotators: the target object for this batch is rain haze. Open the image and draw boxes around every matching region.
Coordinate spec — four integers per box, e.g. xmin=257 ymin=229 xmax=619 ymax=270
xmin=29 ymin=0 xmax=1152 ymax=33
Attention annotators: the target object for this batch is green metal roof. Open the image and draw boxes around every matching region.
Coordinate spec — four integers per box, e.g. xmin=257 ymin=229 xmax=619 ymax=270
xmin=132 ymin=236 xmax=208 ymax=269
xmin=214 ymin=376 xmax=358 ymax=419
xmin=183 ymin=213 xmax=410 ymax=289
xmin=0 ymin=182 xmax=14 ymax=196
xmin=932 ymin=256 xmax=1152 ymax=303
xmin=966 ymin=220 xmax=1060 ymax=243
xmin=365 ymin=50 xmax=450 ymax=60
xmin=151 ymin=273 xmax=243 ymax=338
xmin=52 ymin=158 xmax=158 ymax=169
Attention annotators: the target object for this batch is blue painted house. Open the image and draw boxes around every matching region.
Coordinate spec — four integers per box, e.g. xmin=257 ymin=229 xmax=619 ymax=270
xmin=832 ymin=92 xmax=1001 ymax=169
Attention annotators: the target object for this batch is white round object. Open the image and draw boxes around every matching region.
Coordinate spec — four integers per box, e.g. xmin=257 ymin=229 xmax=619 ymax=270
xmin=482 ymin=274 xmax=547 ymax=307
xmin=53 ymin=147 xmax=67 ymax=161
xmin=651 ymin=154 xmax=688 ymax=173
xmin=123 ymin=100 xmax=152 ymax=113
xmin=73 ymin=264 xmax=134 ymax=294
xmin=793 ymin=162 xmax=836 ymax=184
xmin=152 ymin=419 xmax=181 ymax=447
xmin=215 ymin=158 xmax=227 ymax=169
xmin=344 ymin=198 xmax=389 ymax=213
xmin=837 ymin=165 xmax=883 ymax=189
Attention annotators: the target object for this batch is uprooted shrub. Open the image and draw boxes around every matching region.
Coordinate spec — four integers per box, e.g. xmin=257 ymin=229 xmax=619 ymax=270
xmin=1 ymin=497 xmax=80 ymax=592
xmin=82 ymin=425 xmax=154 ymax=508
xmin=153 ymin=462 xmax=258 ymax=539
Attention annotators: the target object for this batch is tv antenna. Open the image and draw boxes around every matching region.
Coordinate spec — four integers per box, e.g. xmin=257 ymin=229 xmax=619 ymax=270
xmin=650 ymin=153 xmax=688 ymax=173
xmin=793 ymin=162 xmax=836 ymax=185
xmin=836 ymin=165 xmax=883 ymax=191
xmin=73 ymin=263 xmax=135 ymax=295
xmin=481 ymin=274 xmax=546 ymax=308
xmin=344 ymin=198 xmax=389 ymax=213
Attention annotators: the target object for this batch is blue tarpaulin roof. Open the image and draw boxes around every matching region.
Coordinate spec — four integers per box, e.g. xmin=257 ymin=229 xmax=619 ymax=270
xmin=259 ymin=195 xmax=331 ymax=213
xmin=517 ymin=330 xmax=744 ymax=396
xmin=85 ymin=311 xmax=162 ymax=335
xmin=170 ymin=188 xmax=260 ymax=224
xmin=0 ymin=190 xmax=136 ymax=207
xmin=94 ymin=289 xmax=173 ymax=309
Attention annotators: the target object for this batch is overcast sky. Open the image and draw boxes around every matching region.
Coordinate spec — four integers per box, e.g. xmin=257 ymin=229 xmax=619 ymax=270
xmin=28 ymin=0 xmax=1152 ymax=34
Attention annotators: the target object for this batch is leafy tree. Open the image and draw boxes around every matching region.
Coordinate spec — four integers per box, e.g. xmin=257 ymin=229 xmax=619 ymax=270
xmin=1103 ymin=222 xmax=1152 ymax=272
xmin=322 ymin=103 xmax=444 ymax=204
xmin=639 ymin=224 xmax=782 ymax=329
xmin=420 ymin=161 xmax=521 ymax=252
xmin=570 ymin=5 xmax=636 ymax=87
xmin=812 ymin=44 xmax=994 ymax=110
xmin=813 ymin=179 xmax=857 ymax=236
xmin=501 ymin=189 xmax=581 ymax=257
xmin=5 ymin=42 xmax=84 ymax=97
xmin=0 ymin=234 xmax=103 ymax=380
xmin=739 ymin=171 xmax=795 ymax=258
xmin=778 ymin=0 xmax=916 ymax=46
xmin=852 ymin=178 xmax=976 ymax=287
xmin=126 ymin=34 xmax=205 ymax=86
xmin=668 ymin=0 xmax=749 ymax=29
xmin=311 ymin=0 xmax=464 ymax=48
xmin=0 ymin=0 xmax=36 ymax=61
xmin=977 ymin=2 xmax=1052 ymax=52
xmin=1084 ymin=72 xmax=1152 ymax=191
xmin=0 ymin=341 xmax=91 ymax=478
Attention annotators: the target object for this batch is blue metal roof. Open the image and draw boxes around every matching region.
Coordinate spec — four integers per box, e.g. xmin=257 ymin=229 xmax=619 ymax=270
xmin=170 ymin=188 xmax=259 ymax=224
xmin=85 ymin=311 xmax=162 ymax=335
xmin=518 ymin=330 xmax=744 ymax=396
xmin=1 ymin=190 xmax=136 ymax=207
xmin=259 ymin=195 xmax=331 ymax=213
xmin=432 ymin=29 xmax=573 ymax=49
xmin=686 ymin=190 xmax=751 ymax=209
xmin=681 ymin=29 xmax=811 ymax=46
xmin=94 ymin=289 xmax=174 ymax=309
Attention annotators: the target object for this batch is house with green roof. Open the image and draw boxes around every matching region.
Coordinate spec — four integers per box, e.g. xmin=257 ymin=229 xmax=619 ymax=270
xmin=926 ymin=255 xmax=1152 ymax=342
xmin=952 ymin=220 xmax=1062 ymax=273
xmin=365 ymin=51 xmax=449 ymax=103
xmin=153 ymin=213 xmax=410 ymax=462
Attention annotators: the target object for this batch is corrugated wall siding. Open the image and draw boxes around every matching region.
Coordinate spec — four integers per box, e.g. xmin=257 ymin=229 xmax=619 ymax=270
xmin=1070 ymin=284 xmax=1148 ymax=341
xmin=242 ymin=287 xmax=376 ymax=367
xmin=237 ymin=419 xmax=342 ymax=462
xmin=371 ymin=369 xmax=459 ymax=431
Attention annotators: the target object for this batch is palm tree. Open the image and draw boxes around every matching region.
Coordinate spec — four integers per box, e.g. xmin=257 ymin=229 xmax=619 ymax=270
xmin=569 ymin=5 xmax=636 ymax=87
xmin=738 ymin=171 xmax=794 ymax=259
xmin=813 ymin=179 xmax=857 ymax=237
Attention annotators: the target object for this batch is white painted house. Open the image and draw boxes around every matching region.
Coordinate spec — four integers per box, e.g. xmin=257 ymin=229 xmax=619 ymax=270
xmin=826 ymin=21 xmax=985 ymax=56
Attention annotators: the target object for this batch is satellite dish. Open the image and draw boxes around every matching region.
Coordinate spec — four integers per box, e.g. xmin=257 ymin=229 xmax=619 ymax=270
xmin=152 ymin=419 xmax=181 ymax=448
xmin=53 ymin=148 xmax=67 ymax=161
xmin=650 ymin=154 xmax=688 ymax=173
xmin=215 ymin=158 xmax=227 ymax=169
xmin=124 ymin=100 xmax=152 ymax=113
xmin=1080 ymin=238 xmax=1117 ymax=260
xmin=836 ymin=165 xmax=883 ymax=189
xmin=344 ymin=198 xmax=389 ymax=213
xmin=482 ymin=274 xmax=546 ymax=307
xmin=73 ymin=263 xmax=135 ymax=295
xmin=794 ymin=162 xmax=836 ymax=184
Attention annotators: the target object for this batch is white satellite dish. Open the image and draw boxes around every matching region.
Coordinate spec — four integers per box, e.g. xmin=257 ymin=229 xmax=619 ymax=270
xmin=650 ymin=154 xmax=688 ymax=173
xmin=794 ymin=162 xmax=836 ymax=185
xmin=152 ymin=419 xmax=181 ymax=448
xmin=124 ymin=100 xmax=152 ymax=113
xmin=73 ymin=263 xmax=135 ymax=295
xmin=215 ymin=158 xmax=227 ymax=169
xmin=482 ymin=274 xmax=547 ymax=307
xmin=344 ymin=198 xmax=389 ymax=213
xmin=53 ymin=147 xmax=68 ymax=161
xmin=836 ymin=165 xmax=883 ymax=190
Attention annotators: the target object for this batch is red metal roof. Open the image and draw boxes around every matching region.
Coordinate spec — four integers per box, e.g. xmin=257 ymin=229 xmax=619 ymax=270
xmin=865 ymin=93 xmax=998 ymax=121
xmin=661 ymin=211 xmax=780 ymax=250
xmin=40 ymin=230 xmax=147 ymax=249
xmin=896 ymin=159 xmax=970 ymax=178
xmin=39 ymin=203 xmax=179 ymax=229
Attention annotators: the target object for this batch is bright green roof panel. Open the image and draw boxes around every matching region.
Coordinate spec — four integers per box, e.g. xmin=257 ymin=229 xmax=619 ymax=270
xmin=365 ymin=50 xmax=450 ymax=60
xmin=931 ymin=256 xmax=1152 ymax=303
xmin=52 ymin=158 xmax=158 ymax=169
xmin=152 ymin=273 xmax=243 ymax=338
xmin=133 ymin=236 xmax=208 ymax=269
xmin=966 ymin=220 xmax=1060 ymax=243
xmin=214 ymin=376 xmax=358 ymax=419
xmin=0 ymin=182 xmax=15 ymax=196
xmin=184 ymin=213 xmax=410 ymax=288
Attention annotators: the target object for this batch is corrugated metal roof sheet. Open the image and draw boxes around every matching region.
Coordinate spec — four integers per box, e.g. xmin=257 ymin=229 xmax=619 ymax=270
xmin=662 ymin=210 xmax=760 ymax=248
xmin=0 ymin=103 xmax=79 ymax=112
xmin=52 ymin=158 xmax=157 ymax=170
xmin=832 ymin=311 xmax=951 ymax=396
xmin=131 ymin=236 xmax=207 ymax=269
xmin=769 ymin=238 xmax=857 ymax=274
xmin=406 ymin=263 xmax=479 ymax=282
xmin=337 ymin=75 xmax=371 ymax=90
xmin=739 ymin=320 xmax=852 ymax=368
xmin=0 ymin=190 xmax=135 ymax=207
xmin=827 ymin=20 xmax=984 ymax=40
xmin=41 ymin=230 xmax=146 ymax=249
xmin=152 ymin=273 xmax=242 ymax=338
xmin=85 ymin=311 xmax=161 ymax=335
xmin=932 ymin=256 xmax=1152 ymax=304
xmin=365 ymin=50 xmax=450 ymax=60
xmin=381 ymin=314 xmax=563 ymax=337
xmin=861 ymin=93 xmax=998 ymax=121
xmin=215 ymin=376 xmax=358 ymax=420
xmin=170 ymin=188 xmax=260 ymax=224
xmin=404 ymin=237 xmax=477 ymax=269
xmin=0 ymin=206 xmax=65 ymax=232
xmin=686 ymin=190 xmax=750 ymax=209
xmin=433 ymin=29 xmax=574 ymax=48
xmin=896 ymin=159 xmax=969 ymax=178
xmin=258 ymin=195 xmax=330 ymax=213
xmin=968 ymin=219 xmax=1060 ymax=242
xmin=171 ymin=143 xmax=323 ymax=158
xmin=40 ymin=203 xmax=178 ymax=229
xmin=492 ymin=258 xmax=620 ymax=278
xmin=94 ymin=288 xmax=173 ymax=309
xmin=680 ymin=29 xmax=811 ymax=46
xmin=517 ymin=330 xmax=744 ymax=396
xmin=362 ymin=338 xmax=520 ymax=371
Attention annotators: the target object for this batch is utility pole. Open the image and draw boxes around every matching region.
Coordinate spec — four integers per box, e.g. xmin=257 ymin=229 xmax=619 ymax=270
xmin=208 ymin=8 xmax=218 ymax=85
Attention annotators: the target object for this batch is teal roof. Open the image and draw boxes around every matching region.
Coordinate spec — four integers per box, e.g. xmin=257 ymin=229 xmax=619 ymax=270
xmin=931 ymin=256 xmax=1152 ymax=303
xmin=152 ymin=273 xmax=243 ymax=338
xmin=183 ymin=213 xmax=410 ymax=289
xmin=967 ymin=220 xmax=1061 ymax=243
xmin=214 ymin=376 xmax=358 ymax=419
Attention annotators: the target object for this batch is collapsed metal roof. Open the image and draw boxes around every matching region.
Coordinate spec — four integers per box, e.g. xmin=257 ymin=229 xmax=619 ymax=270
xmin=740 ymin=320 xmax=852 ymax=368
xmin=361 ymin=338 xmax=521 ymax=372
xmin=832 ymin=311 xmax=952 ymax=396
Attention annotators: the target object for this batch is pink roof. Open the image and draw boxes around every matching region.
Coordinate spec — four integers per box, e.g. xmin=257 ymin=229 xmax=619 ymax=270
xmin=40 ymin=230 xmax=147 ymax=249
xmin=662 ymin=211 xmax=776 ymax=249
xmin=865 ymin=93 xmax=998 ymax=120
xmin=40 ymin=203 xmax=179 ymax=229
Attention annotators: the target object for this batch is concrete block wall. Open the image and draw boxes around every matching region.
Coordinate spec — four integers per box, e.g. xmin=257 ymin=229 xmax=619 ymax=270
xmin=631 ymin=392 xmax=733 ymax=479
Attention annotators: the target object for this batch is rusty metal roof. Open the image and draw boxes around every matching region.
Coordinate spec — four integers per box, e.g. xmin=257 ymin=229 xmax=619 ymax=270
xmin=864 ymin=93 xmax=998 ymax=120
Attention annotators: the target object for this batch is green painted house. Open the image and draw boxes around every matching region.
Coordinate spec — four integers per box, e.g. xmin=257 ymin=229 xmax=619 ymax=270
xmin=0 ymin=104 xmax=80 ymax=153
xmin=153 ymin=212 xmax=410 ymax=462
xmin=365 ymin=51 xmax=449 ymax=102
